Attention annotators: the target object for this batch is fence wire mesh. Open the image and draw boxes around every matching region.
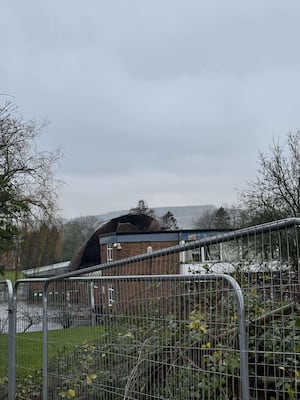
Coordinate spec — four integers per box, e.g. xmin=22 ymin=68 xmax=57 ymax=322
xmin=41 ymin=219 xmax=300 ymax=400
xmin=14 ymin=279 xmax=48 ymax=387
xmin=44 ymin=274 xmax=247 ymax=400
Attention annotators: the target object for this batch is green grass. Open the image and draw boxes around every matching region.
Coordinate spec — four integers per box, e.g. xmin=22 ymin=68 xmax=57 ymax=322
xmin=0 ymin=325 xmax=106 ymax=378
xmin=0 ymin=270 xmax=24 ymax=283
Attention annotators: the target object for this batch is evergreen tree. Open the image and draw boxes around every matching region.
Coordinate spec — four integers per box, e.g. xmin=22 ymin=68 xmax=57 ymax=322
xmin=129 ymin=200 xmax=156 ymax=217
xmin=161 ymin=211 xmax=178 ymax=230
xmin=213 ymin=207 xmax=231 ymax=229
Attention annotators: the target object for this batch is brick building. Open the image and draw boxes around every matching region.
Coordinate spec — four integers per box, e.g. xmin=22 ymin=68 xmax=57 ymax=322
xmin=69 ymin=213 xmax=226 ymax=274
xmin=23 ymin=214 xmax=229 ymax=316
xmin=67 ymin=213 xmax=228 ymax=314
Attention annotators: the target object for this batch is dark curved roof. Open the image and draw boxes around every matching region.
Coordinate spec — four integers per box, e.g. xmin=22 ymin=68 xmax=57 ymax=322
xmin=69 ymin=213 xmax=161 ymax=271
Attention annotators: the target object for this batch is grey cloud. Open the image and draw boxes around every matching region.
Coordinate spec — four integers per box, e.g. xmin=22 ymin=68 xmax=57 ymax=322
xmin=115 ymin=2 xmax=300 ymax=79
xmin=1 ymin=1 xmax=300 ymax=216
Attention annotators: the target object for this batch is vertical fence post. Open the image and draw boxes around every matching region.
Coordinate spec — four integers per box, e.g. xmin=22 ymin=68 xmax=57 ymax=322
xmin=222 ymin=274 xmax=250 ymax=400
xmin=8 ymin=280 xmax=16 ymax=400
xmin=42 ymin=281 xmax=49 ymax=400
xmin=0 ymin=279 xmax=16 ymax=400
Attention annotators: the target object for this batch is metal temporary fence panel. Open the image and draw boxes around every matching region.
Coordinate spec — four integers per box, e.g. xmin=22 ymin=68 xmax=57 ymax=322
xmin=0 ymin=279 xmax=15 ymax=400
xmin=177 ymin=218 xmax=300 ymax=400
xmin=41 ymin=217 xmax=300 ymax=400
xmin=226 ymin=221 xmax=300 ymax=400
xmin=4 ymin=217 xmax=299 ymax=399
xmin=43 ymin=274 xmax=249 ymax=400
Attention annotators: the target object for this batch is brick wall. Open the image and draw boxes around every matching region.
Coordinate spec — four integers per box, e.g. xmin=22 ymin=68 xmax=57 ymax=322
xmin=100 ymin=240 xmax=180 ymax=275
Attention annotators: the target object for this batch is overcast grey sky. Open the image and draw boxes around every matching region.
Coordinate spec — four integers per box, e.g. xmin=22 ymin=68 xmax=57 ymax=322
xmin=1 ymin=1 xmax=300 ymax=218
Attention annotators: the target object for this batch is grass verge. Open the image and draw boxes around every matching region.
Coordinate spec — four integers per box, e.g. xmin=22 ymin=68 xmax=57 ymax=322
xmin=0 ymin=325 xmax=105 ymax=378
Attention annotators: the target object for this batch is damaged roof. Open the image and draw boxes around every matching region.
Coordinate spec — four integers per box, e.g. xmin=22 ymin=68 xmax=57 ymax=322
xmin=69 ymin=213 xmax=161 ymax=270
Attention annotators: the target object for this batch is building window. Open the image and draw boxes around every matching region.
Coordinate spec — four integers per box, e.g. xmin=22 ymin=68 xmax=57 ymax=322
xmin=182 ymin=244 xmax=223 ymax=263
xmin=107 ymin=244 xmax=113 ymax=263
xmin=191 ymin=251 xmax=201 ymax=262
xmin=108 ymin=285 xmax=115 ymax=306
xmin=147 ymin=245 xmax=153 ymax=253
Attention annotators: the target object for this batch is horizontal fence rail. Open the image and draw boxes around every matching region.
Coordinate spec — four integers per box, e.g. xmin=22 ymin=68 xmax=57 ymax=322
xmin=46 ymin=217 xmax=300 ymax=280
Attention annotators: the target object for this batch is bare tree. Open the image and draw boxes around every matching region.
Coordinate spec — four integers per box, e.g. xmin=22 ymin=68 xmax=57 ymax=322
xmin=0 ymin=315 xmax=8 ymax=333
xmin=0 ymin=101 xmax=63 ymax=254
xmin=193 ymin=208 xmax=216 ymax=229
xmin=238 ymin=131 xmax=300 ymax=225
xmin=61 ymin=215 xmax=100 ymax=261
xmin=193 ymin=207 xmax=233 ymax=229
xmin=17 ymin=306 xmax=42 ymax=333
